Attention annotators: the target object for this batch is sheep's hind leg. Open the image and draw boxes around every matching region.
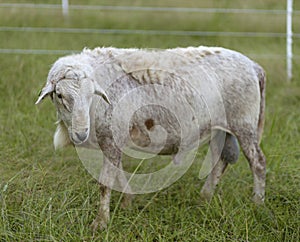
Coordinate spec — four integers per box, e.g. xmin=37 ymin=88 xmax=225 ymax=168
xmin=200 ymin=132 xmax=239 ymax=202
xmin=237 ymin=132 xmax=266 ymax=204
xmin=200 ymin=159 xmax=228 ymax=202
xmin=116 ymin=162 xmax=134 ymax=208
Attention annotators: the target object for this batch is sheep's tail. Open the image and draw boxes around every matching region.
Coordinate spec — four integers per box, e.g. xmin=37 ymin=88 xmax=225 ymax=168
xmin=255 ymin=64 xmax=266 ymax=144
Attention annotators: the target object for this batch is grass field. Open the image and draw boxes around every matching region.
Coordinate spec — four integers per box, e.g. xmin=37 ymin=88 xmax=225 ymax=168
xmin=0 ymin=0 xmax=300 ymax=241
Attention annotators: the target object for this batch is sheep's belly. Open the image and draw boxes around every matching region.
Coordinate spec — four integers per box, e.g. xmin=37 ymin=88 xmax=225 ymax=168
xmin=126 ymin=117 xmax=210 ymax=156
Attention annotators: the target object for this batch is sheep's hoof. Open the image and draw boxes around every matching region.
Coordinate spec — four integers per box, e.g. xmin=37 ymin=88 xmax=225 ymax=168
xmin=252 ymin=194 xmax=265 ymax=205
xmin=120 ymin=194 xmax=134 ymax=208
xmin=199 ymin=190 xmax=213 ymax=203
xmin=90 ymin=218 xmax=107 ymax=232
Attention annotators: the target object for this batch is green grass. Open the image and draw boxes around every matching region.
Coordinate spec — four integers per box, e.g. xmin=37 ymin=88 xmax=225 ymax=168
xmin=0 ymin=0 xmax=300 ymax=241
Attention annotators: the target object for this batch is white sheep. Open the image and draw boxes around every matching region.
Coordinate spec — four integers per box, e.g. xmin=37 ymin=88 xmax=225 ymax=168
xmin=36 ymin=46 xmax=266 ymax=231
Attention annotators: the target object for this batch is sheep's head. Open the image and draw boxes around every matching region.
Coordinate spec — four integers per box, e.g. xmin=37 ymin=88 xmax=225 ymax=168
xmin=36 ymin=56 xmax=110 ymax=146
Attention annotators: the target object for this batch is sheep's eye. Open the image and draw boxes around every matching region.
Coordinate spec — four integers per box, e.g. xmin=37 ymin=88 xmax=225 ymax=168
xmin=57 ymin=93 xmax=63 ymax=99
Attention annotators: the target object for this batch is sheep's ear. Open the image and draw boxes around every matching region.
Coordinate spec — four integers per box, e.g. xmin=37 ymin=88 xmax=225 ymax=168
xmin=93 ymin=81 xmax=111 ymax=104
xmin=35 ymin=83 xmax=54 ymax=104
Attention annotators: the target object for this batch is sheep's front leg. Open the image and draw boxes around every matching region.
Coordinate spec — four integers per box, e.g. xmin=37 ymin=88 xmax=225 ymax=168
xmin=91 ymin=156 xmax=118 ymax=231
xmin=91 ymin=183 xmax=111 ymax=231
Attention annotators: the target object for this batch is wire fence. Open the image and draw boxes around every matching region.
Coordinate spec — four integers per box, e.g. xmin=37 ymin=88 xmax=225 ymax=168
xmin=0 ymin=2 xmax=299 ymax=62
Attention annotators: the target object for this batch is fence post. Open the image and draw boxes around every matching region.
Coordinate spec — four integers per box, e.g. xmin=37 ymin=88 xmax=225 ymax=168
xmin=62 ymin=0 xmax=69 ymax=17
xmin=286 ymin=0 xmax=293 ymax=81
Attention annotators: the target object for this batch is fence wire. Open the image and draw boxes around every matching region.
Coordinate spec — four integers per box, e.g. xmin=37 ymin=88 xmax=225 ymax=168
xmin=2 ymin=26 xmax=299 ymax=38
xmin=1 ymin=3 xmax=299 ymax=15
xmin=0 ymin=2 xmax=299 ymax=59
xmin=0 ymin=48 xmax=299 ymax=60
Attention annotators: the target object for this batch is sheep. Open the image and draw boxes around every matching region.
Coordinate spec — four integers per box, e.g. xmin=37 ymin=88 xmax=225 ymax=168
xmin=36 ymin=46 xmax=266 ymax=231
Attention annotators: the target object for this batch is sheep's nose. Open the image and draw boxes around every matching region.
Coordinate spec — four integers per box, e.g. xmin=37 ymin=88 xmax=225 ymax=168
xmin=74 ymin=129 xmax=88 ymax=143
